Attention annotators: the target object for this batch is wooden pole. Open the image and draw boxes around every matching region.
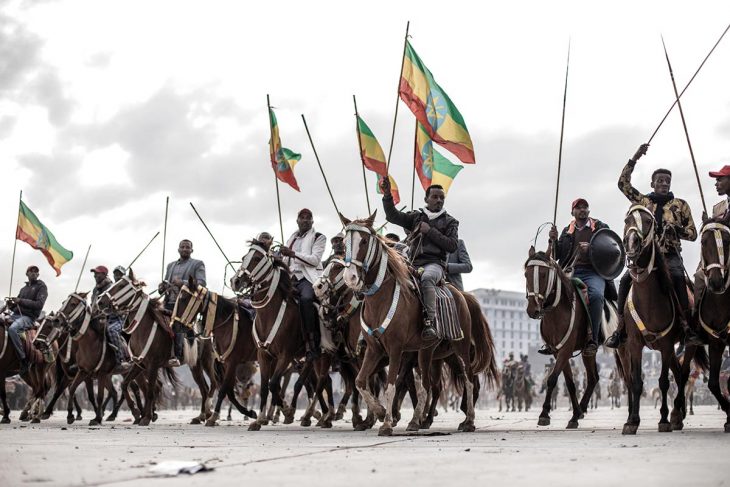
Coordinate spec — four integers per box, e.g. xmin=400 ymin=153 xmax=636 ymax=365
xmin=648 ymin=22 xmax=730 ymax=144
xmin=385 ymin=21 xmax=410 ymax=174
xmin=661 ymin=36 xmax=708 ymax=214
xmin=161 ymin=196 xmax=169 ymax=281
xmin=301 ymin=114 xmax=342 ymax=219
xmin=125 ymin=232 xmax=160 ymax=270
xmin=552 ymin=40 xmax=571 ymax=226
xmin=267 ymin=94 xmax=285 ymax=243
xmin=8 ymin=190 xmax=22 ymax=297
xmin=189 ymin=203 xmax=236 ymax=272
xmin=411 ymin=120 xmax=418 ymax=210
xmin=74 ymin=244 xmax=92 ymax=293
xmin=353 ymin=95 xmax=372 ymax=215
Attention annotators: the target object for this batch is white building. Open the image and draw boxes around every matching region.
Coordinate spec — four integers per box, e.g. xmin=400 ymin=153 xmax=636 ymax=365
xmin=470 ymin=288 xmax=541 ymax=362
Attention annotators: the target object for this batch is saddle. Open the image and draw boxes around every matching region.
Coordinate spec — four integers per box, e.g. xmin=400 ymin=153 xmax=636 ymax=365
xmin=411 ymin=270 xmax=463 ymax=341
xmin=18 ymin=329 xmax=47 ymax=365
xmin=571 ymin=278 xmax=618 ymax=343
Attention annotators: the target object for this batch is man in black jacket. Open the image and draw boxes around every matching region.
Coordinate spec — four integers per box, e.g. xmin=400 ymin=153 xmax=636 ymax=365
xmin=6 ymin=265 xmax=47 ymax=374
xmin=380 ymin=177 xmax=459 ymax=340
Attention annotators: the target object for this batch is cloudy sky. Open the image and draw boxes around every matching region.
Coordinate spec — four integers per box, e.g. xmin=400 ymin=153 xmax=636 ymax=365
xmin=2 ymin=0 xmax=730 ymax=309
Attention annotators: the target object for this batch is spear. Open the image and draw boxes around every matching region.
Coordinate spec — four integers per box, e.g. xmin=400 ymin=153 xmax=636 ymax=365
xmin=189 ymin=202 xmax=236 ymax=272
xmin=125 ymin=232 xmax=160 ymax=270
xmin=161 ymin=196 xmax=169 ymax=281
xmin=661 ymin=36 xmax=707 ymax=214
xmin=552 ymin=40 xmax=571 ymax=226
xmin=352 ymin=95 xmax=372 ymax=215
xmin=385 ymin=21 xmax=410 ymax=174
xmin=301 ymin=114 xmax=342 ymax=220
xmin=73 ymin=244 xmax=92 ymax=293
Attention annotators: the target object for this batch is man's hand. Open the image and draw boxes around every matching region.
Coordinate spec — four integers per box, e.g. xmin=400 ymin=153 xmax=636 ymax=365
xmin=379 ymin=176 xmax=392 ymax=196
xmin=279 ymin=246 xmax=295 ymax=258
xmin=548 ymin=225 xmax=558 ymax=241
xmin=418 ymin=221 xmax=431 ymax=235
xmin=632 ymin=143 xmax=649 ymax=163
xmin=578 ymin=242 xmax=590 ymax=255
xmin=702 ymin=210 xmax=709 ymax=224
xmin=158 ymin=282 xmax=168 ymax=294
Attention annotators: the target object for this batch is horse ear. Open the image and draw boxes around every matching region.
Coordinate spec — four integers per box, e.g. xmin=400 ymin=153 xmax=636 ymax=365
xmin=364 ymin=210 xmax=377 ymax=228
xmin=128 ymin=267 xmax=136 ymax=281
xmin=339 ymin=212 xmax=351 ymax=227
xmin=529 ymin=245 xmax=535 ymax=257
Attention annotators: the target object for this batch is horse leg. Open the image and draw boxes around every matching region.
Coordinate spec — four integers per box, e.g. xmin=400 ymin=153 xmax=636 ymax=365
xmin=623 ymin=347 xmax=643 ymax=435
xmin=355 ymin=346 xmax=386 ymax=424
xmin=138 ymin=367 xmax=158 ymax=426
xmin=121 ymin=366 xmax=142 ymax=423
xmin=379 ymin=351 xmax=403 ymax=436
xmin=562 ymin=365 xmax=581 ymax=429
xmin=319 ymin=364 xmax=336 ymax=428
xmin=538 ymin=353 xmax=567 ymax=426
xmin=188 ymin=364 xmax=209 ymax=425
xmin=0 ymin=377 xmax=10 ymax=424
xmin=579 ymin=356 xmax=599 ymax=415
xmin=707 ymin=342 xmax=730 ymax=432
xmin=206 ymin=362 xmax=235 ymax=427
xmin=249 ymin=353 xmax=272 ymax=431
xmin=655 ymin=348 xmax=672 ymax=432
xmin=285 ymin=370 xmax=307 ymax=425
xmin=104 ymin=376 xmax=119 ymax=421
xmin=42 ymin=375 xmax=68 ymax=420
xmin=66 ymin=372 xmax=86 ymax=425
xmin=336 ymin=363 xmax=354 ymax=422
xmin=668 ymin=350 xmax=688 ymax=431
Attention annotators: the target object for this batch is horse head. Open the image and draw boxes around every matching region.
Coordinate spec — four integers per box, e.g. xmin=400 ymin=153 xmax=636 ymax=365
xmin=170 ymin=276 xmax=206 ymax=329
xmin=97 ymin=273 xmax=142 ymax=314
xmin=33 ymin=312 xmax=60 ymax=351
xmin=313 ymin=258 xmax=347 ymax=301
xmin=700 ymin=218 xmax=730 ymax=294
xmin=524 ymin=246 xmax=562 ymax=319
xmin=231 ymin=239 xmax=274 ymax=293
xmin=623 ymin=205 xmax=655 ymax=264
xmin=340 ymin=211 xmax=378 ymax=292
xmin=56 ymin=292 xmax=91 ymax=336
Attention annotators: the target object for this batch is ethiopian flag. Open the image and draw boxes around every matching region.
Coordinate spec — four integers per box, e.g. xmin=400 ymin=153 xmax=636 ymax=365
xmin=415 ymin=122 xmax=463 ymax=195
xmin=269 ymin=108 xmax=301 ymax=192
xmin=16 ymin=200 xmax=73 ymax=276
xmin=400 ymin=41 xmax=475 ymax=164
xmin=356 ymin=115 xmax=400 ymax=204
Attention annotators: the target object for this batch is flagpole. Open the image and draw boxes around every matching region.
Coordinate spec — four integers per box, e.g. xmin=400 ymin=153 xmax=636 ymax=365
xmin=648 ymin=21 xmax=730 ymax=144
xmin=411 ymin=120 xmax=418 ymax=210
xmin=661 ymin=36 xmax=707 ymax=214
xmin=189 ymin=202 xmax=236 ymax=272
xmin=385 ymin=20 xmax=410 ymax=175
xmin=8 ymin=190 xmax=22 ymax=297
xmin=301 ymin=114 xmax=341 ymax=219
xmin=552 ymin=40 xmax=571 ymax=226
xmin=161 ymin=196 xmax=169 ymax=281
xmin=353 ymin=95 xmax=372 ymax=215
xmin=267 ymin=94 xmax=285 ymax=243
xmin=125 ymin=232 xmax=160 ymax=270
xmin=74 ymin=244 xmax=92 ymax=293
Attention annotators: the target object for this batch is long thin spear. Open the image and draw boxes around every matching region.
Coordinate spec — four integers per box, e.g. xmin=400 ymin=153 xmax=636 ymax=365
xmin=648 ymin=22 xmax=730 ymax=144
xmin=385 ymin=21 xmax=410 ymax=174
xmin=411 ymin=120 xmax=418 ymax=210
xmin=552 ymin=40 xmax=571 ymax=226
xmin=661 ymin=36 xmax=707 ymax=214
xmin=352 ymin=95 xmax=372 ymax=215
xmin=189 ymin=202 xmax=236 ymax=272
xmin=267 ymin=95 xmax=285 ymax=244
xmin=126 ymin=232 xmax=160 ymax=270
xmin=301 ymin=114 xmax=342 ymax=219
xmin=74 ymin=244 xmax=92 ymax=293
xmin=8 ymin=190 xmax=22 ymax=297
xmin=161 ymin=196 xmax=169 ymax=281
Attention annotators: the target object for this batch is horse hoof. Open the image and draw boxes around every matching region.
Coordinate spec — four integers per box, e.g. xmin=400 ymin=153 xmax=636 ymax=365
xmin=406 ymin=421 xmax=420 ymax=432
xmin=671 ymin=422 xmax=684 ymax=431
xmin=0 ymin=417 xmax=10 ymax=424
xmin=205 ymin=420 xmax=217 ymax=427
xmin=300 ymin=418 xmax=312 ymax=427
xmin=89 ymin=419 xmax=100 ymax=426
xmin=320 ymin=421 xmax=333 ymax=429
xmin=689 ymin=410 xmax=694 ymax=416
xmin=40 ymin=413 xmax=51 ymax=420
xmin=76 ymin=415 xmax=82 ymax=421
xmin=67 ymin=417 xmax=75 ymax=425
xmin=461 ymin=423 xmax=476 ymax=433
xmin=537 ymin=417 xmax=550 ymax=426
xmin=422 ymin=421 xmax=433 ymax=430
xmin=260 ymin=419 xmax=270 ymax=426
xmin=658 ymin=423 xmax=672 ymax=433
xmin=138 ymin=418 xmax=150 ymax=427
xmin=335 ymin=413 xmax=344 ymax=421
xmin=312 ymin=410 xmax=322 ymax=420
xmin=19 ymin=412 xmax=29 ymax=421
xmin=247 ymin=422 xmax=262 ymax=431
xmin=152 ymin=413 xmax=158 ymax=422
xmin=622 ymin=424 xmax=638 ymax=435
xmin=354 ymin=423 xmax=368 ymax=431
xmin=30 ymin=418 xmax=40 ymax=424
xmin=105 ymin=415 xmax=116 ymax=422
xmin=133 ymin=418 xmax=140 ymax=425
xmin=578 ymin=413 xmax=585 ymax=420
xmin=566 ymin=421 xmax=579 ymax=429
xmin=724 ymin=423 xmax=730 ymax=433
xmin=378 ymin=425 xmax=393 ymax=436
xmin=190 ymin=418 xmax=201 ymax=425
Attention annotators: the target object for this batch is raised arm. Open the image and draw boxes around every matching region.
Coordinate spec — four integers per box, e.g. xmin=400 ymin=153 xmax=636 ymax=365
xmin=618 ymin=144 xmax=649 ymax=204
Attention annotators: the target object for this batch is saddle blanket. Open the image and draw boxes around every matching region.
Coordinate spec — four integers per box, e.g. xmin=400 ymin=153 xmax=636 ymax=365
xmin=434 ymin=285 xmax=463 ymax=341
xmin=19 ymin=329 xmax=47 ymax=364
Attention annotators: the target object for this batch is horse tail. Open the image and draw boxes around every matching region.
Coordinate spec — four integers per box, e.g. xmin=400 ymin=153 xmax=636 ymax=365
xmin=691 ymin=345 xmax=709 ymax=373
xmin=446 ymin=359 xmax=465 ymax=394
xmin=462 ymin=292 xmax=499 ymax=389
xmin=161 ymin=366 xmax=181 ymax=390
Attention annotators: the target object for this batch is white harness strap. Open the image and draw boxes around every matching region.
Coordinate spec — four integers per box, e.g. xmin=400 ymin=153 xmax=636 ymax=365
xmin=123 ymin=295 xmax=150 ymax=334
xmin=251 ymin=268 xmax=281 ymax=308
xmin=0 ymin=328 xmax=7 ymax=361
xmin=626 ymin=206 xmax=657 ymax=283
xmin=217 ymin=309 xmax=239 ymax=362
xmin=253 ymin=299 xmax=287 ymax=348
xmin=627 ymin=287 xmax=674 ymax=347
xmin=62 ymin=335 xmax=72 ymax=363
xmin=94 ymin=332 xmax=108 ymax=373
xmin=700 ymin=222 xmax=730 ymax=291
xmin=698 ymin=298 xmax=730 ymax=340
xmin=360 ymin=281 xmax=401 ymax=336
xmin=129 ymin=320 xmax=158 ymax=362
xmin=526 ymin=260 xmax=561 ymax=310
xmin=554 ymin=298 xmax=577 ymax=352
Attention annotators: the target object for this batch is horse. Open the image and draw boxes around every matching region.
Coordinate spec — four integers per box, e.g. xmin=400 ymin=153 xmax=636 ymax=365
xmin=696 ymin=216 xmax=730 ymax=431
xmin=514 ymin=363 xmax=532 ymax=412
xmin=225 ymin=361 xmax=257 ymax=421
xmin=340 ymin=213 xmax=497 ymax=435
xmin=524 ymin=246 xmax=611 ymax=428
xmin=620 ymin=204 xmax=707 ymax=434
xmin=96 ymin=272 xmax=216 ymax=425
xmin=169 ymin=277 xmax=258 ymax=426
xmin=0 ymin=310 xmax=55 ymax=423
xmin=608 ymin=369 xmax=623 ymax=409
xmin=499 ymin=363 xmax=515 ymax=412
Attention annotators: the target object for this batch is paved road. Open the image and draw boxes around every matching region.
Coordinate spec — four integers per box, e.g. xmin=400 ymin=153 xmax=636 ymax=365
xmin=2 ymin=406 xmax=728 ymax=487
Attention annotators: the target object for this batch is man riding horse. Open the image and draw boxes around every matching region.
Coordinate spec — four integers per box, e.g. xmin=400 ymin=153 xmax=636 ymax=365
xmin=543 ymin=198 xmax=618 ymax=356
xmin=4 ymin=265 xmax=47 ymax=375
xmin=89 ymin=265 xmax=131 ymax=371
xmin=606 ymin=143 xmax=702 ymax=347
xmin=379 ymin=177 xmax=459 ymax=340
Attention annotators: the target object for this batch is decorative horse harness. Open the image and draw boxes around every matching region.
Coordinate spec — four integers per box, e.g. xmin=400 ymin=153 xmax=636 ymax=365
xmin=698 ymin=221 xmax=730 ymax=339
xmin=57 ymin=294 xmax=107 ymax=373
xmin=525 ymin=258 xmax=575 ymax=352
xmin=318 ymin=258 xmax=362 ymax=326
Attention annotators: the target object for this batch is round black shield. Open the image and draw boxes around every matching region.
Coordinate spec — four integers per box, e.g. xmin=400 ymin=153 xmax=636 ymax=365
xmin=589 ymin=228 xmax=625 ymax=280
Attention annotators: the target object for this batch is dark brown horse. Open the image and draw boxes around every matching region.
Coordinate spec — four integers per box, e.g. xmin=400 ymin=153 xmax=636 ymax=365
xmin=169 ymin=277 xmax=258 ymax=426
xmin=621 ymin=204 xmax=707 ymax=434
xmin=696 ymin=216 xmax=730 ymax=431
xmin=524 ymin=246 xmax=608 ymax=428
xmin=340 ymin=213 xmax=496 ymax=435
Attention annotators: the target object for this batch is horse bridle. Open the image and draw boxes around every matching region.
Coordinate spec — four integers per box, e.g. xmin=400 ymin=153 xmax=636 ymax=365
xmin=700 ymin=222 xmax=730 ymax=292
xmin=171 ymin=284 xmax=209 ymax=329
xmin=525 ymin=259 xmax=562 ymax=312
xmin=316 ymin=259 xmax=361 ymax=326
xmin=98 ymin=276 xmax=145 ymax=314
xmin=57 ymin=294 xmax=93 ymax=340
xmin=343 ymin=223 xmax=388 ymax=296
xmin=235 ymin=244 xmax=281 ymax=308
xmin=625 ymin=205 xmax=657 ymax=283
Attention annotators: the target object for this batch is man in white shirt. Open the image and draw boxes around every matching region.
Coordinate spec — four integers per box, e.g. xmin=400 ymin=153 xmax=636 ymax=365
xmin=279 ymin=208 xmax=327 ymax=359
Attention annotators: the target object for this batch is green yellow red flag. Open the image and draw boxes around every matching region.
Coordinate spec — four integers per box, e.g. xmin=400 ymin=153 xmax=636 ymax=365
xmin=400 ymin=41 xmax=475 ymax=164
xmin=269 ymin=108 xmax=301 ymax=191
xmin=415 ymin=122 xmax=463 ymax=194
xmin=16 ymin=200 xmax=73 ymax=276
xmin=356 ymin=115 xmax=400 ymax=204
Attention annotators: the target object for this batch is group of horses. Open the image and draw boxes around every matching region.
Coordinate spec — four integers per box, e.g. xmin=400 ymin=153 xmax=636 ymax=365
xmin=1 ymin=205 xmax=729 ymax=436
xmin=525 ymin=204 xmax=730 ymax=434
xmin=498 ymin=361 xmax=533 ymax=412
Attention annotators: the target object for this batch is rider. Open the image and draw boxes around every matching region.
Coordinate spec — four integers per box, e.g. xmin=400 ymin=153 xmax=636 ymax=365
xmin=112 ymin=266 xmax=126 ymax=283
xmin=90 ymin=265 xmax=131 ymax=370
xmin=446 ymin=238 xmax=473 ymax=292
xmin=323 ymin=233 xmax=345 ymax=268
xmin=380 ymin=177 xmax=459 ymax=340
xmin=159 ymin=240 xmax=206 ymax=366
xmin=5 ymin=265 xmax=47 ymax=375
xmin=544 ymin=198 xmax=616 ymax=356
xmin=279 ymin=208 xmax=326 ymax=360
xmin=605 ymin=143 xmax=701 ymax=347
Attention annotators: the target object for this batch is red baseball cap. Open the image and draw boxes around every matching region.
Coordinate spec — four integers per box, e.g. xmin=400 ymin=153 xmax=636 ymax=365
xmin=709 ymin=165 xmax=730 ymax=178
xmin=571 ymin=198 xmax=589 ymax=210
xmin=298 ymin=208 xmax=313 ymax=217
xmin=89 ymin=265 xmax=109 ymax=275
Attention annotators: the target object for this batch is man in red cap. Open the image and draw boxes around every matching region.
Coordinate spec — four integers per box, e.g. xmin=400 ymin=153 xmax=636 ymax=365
xmin=4 ymin=265 xmax=47 ymax=374
xmin=545 ymin=198 xmax=615 ymax=355
xmin=707 ymin=165 xmax=730 ymax=221
xmin=90 ymin=265 xmax=131 ymax=370
xmin=279 ymin=208 xmax=326 ymax=360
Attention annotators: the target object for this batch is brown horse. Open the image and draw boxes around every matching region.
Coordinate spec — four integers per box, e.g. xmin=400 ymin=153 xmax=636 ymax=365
xmin=340 ymin=213 xmax=496 ymax=435
xmin=0 ymin=311 xmax=55 ymax=423
xmin=621 ymin=204 xmax=707 ymax=434
xmin=169 ymin=277 xmax=258 ymax=426
xmin=96 ymin=272 xmax=213 ymax=426
xmin=231 ymin=239 xmax=324 ymax=431
xmin=696 ymin=216 xmax=730 ymax=431
xmin=524 ymin=246 xmax=607 ymax=428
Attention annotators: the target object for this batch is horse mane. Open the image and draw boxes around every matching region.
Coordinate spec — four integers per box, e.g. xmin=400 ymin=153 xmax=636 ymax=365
xmin=351 ymin=218 xmax=412 ymax=289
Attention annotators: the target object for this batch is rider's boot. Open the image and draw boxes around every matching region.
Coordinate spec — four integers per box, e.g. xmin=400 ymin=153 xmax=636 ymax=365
xmin=422 ymin=318 xmax=438 ymax=341
xmin=583 ymin=325 xmax=598 ymax=357
xmin=604 ymin=315 xmax=626 ymax=349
